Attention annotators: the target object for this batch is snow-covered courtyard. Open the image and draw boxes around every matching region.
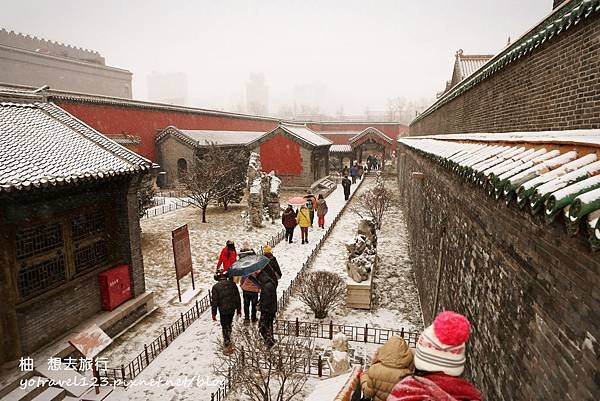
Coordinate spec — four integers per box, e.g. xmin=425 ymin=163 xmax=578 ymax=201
xmin=100 ymin=176 xmax=423 ymax=401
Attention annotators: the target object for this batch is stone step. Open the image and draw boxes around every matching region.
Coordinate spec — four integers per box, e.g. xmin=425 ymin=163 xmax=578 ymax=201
xmin=0 ymin=376 xmax=47 ymax=401
xmin=30 ymin=388 xmax=65 ymax=401
xmin=34 ymin=366 xmax=90 ymax=398
xmin=0 ymin=371 xmax=34 ymax=399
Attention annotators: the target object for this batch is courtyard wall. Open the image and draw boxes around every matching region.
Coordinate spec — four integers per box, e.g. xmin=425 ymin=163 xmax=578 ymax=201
xmin=396 ymin=144 xmax=599 ymax=401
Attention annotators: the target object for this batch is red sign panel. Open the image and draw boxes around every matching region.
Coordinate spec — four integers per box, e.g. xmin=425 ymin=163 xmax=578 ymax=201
xmin=172 ymin=224 xmax=193 ymax=280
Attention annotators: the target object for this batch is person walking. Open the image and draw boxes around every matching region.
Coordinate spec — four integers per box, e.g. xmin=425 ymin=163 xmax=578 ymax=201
xmin=282 ymin=205 xmax=297 ymax=243
xmin=305 ymin=192 xmax=317 ymax=227
xmin=342 ymin=165 xmax=349 ymax=177
xmin=387 ymin=311 xmax=482 ymax=401
xmin=342 ymin=175 xmax=351 ymax=201
xmin=367 ymin=155 xmax=373 ymax=172
xmin=350 ymin=163 xmax=358 ymax=184
xmin=240 ymin=271 xmax=260 ymax=324
xmin=357 ymin=163 xmax=365 ymax=180
xmin=297 ymin=204 xmax=311 ymax=244
xmin=262 ymin=245 xmax=282 ymax=286
xmin=216 ymin=240 xmax=237 ymax=273
xmin=316 ymin=194 xmax=328 ymax=229
xmin=257 ymin=269 xmax=277 ymax=347
xmin=211 ymin=269 xmax=241 ymax=354
xmin=359 ymin=336 xmax=414 ymax=401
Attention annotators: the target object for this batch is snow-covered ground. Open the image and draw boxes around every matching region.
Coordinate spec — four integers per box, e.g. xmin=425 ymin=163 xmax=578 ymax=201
xmin=101 ymin=196 xmax=289 ymax=366
xmin=123 ymin=182 xmax=361 ymax=400
xmin=280 ymin=178 xmax=423 ymax=332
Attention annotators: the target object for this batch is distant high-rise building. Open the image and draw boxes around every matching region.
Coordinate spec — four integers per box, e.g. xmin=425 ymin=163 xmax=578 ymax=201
xmin=0 ymin=28 xmax=132 ymax=98
xmin=147 ymin=72 xmax=188 ymax=105
xmin=246 ymin=73 xmax=269 ymax=115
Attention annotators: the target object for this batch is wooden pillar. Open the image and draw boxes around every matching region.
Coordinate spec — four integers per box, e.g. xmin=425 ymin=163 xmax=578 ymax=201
xmin=0 ymin=217 xmax=22 ymax=363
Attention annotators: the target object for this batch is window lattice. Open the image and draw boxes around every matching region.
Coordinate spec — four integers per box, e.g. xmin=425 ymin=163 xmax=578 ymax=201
xmin=15 ymin=222 xmax=63 ymax=260
xmin=75 ymin=240 xmax=108 ymax=274
xmin=71 ymin=210 xmax=106 ymax=241
xmin=18 ymin=255 xmax=66 ymax=298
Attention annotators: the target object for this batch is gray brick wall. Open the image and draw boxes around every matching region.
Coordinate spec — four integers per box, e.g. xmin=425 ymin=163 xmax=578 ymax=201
xmin=397 ymin=145 xmax=599 ymax=401
xmin=156 ymin=135 xmax=196 ymax=187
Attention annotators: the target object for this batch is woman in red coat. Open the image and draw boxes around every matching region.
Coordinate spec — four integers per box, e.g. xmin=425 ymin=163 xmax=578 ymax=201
xmin=216 ymin=240 xmax=237 ymax=273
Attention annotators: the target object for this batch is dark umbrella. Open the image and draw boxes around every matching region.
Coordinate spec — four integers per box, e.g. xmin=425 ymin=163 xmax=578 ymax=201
xmin=227 ymin=255 xmax=271 ymax=277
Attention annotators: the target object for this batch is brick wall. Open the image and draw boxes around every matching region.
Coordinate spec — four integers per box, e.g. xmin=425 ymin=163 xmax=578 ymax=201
xmin=156 ymin=135 xmax=197 ymax=187
xmin=397 ymin=145 xmax=599 ymax=401
xmin=409 ymin=11 xmax=600 ymax=135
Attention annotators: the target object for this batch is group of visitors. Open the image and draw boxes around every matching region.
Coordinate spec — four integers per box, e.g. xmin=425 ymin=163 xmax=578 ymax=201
xmin=340 ymin=160 xmax=367 ymax=201
xmin=366 ymin=154 xmax=380 ymax=171
xmin=282 ymin=192 xmax=329 ymax=244
xmin=360 ymin=311 xmax=482 ymax=401
xmin=344 ymin=162 xmax=364 ymax=185
xmin=211 ymin=241 xmax=282 ymax=353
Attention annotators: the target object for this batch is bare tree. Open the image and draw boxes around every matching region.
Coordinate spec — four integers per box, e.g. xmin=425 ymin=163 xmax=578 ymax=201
xmin=298 ymin=271 xmax=346 ymax=319
xmin=213 ymin=323 xmax=314 ymax=401
xmin=352 ymin=176 xmax=397 ymax=229
xmin=136 ymin=174 xmax=155 ymax=218
xmin=182 ymin=143 xmax=247 ymax=222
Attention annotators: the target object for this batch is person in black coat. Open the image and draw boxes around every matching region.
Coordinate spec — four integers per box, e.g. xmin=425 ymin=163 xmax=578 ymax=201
xmin=262 ymin=245 xmax=282 ymax=286
xmin=211 ymin=271 xmax=241 ymax=351
xmin=342 ymin=175 xmax=351 ymax=201
xmin=257 ymin=269 xmax=278 ymax=347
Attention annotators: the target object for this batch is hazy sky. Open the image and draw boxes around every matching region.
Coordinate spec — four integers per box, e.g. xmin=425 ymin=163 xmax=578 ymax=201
xmin=2 ymin=0 xmax=553 ymax=114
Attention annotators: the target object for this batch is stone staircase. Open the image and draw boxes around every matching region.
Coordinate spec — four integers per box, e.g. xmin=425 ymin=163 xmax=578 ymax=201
xmin=0 ymin=365 xmax=124 ymax=401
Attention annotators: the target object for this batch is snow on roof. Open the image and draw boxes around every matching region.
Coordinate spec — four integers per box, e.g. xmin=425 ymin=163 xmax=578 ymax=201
xmin=156 ymin=126 xmax=266 ymax=147
xmin=179 ymin=129 xmax=265 ymax=146
xmin=403 ymin=129 xmax=600 ymax=147
xmin=0 ymin=102 xmax=151 ymax=193
xmin=318 ymin=131 xmax=361 ymax=136
xmin=399 ymin=130 xmax=600 ymax=251
xmin=280 ymin=123 xmax=333 ymax=147
xmin=455 ymin=51 xmax=494 ymax=82
xmin=330 ymin=144 xmax=353 ymax=153
xmin=350 ymin=127 xmax=393 ymax=144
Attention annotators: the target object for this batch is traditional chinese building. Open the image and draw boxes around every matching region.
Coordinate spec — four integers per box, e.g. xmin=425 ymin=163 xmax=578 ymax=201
xmin=248 ymin=123 xmax=333 ymax=188
xmin=0 ymin=89 xmax=153 ymax=364
xmin=155 ymin=126 xmax=265 ymax=187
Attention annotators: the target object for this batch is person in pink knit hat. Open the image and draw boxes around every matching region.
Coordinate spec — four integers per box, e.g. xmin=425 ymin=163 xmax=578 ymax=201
xmin=387 ymin=311 xmax=482 ymax=401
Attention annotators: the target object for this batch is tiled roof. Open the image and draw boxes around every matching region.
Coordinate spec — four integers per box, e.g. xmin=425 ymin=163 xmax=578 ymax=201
xmin=454 ymin=52 xmax=494 ymax=83
xmin=330 ymin=144 xmax=353 ymax=153
xmin=349 ymin=127 xmax=393 ymax=144
xmin=415 ymin=0 xmax=600 ymax=125
xmin=399 ymin=129 xmax=600 ymax=250
xmin=316 ymin=131 xmax=361 ymax=136
xmin=279 ymin=123 xmax=333 ymax=147
xmin=0 ymin=102 xmax=151 ymax=193
xmin=106 ymin=134 xmax=141 ymax=145
xmin=156 ymin=126 xmax=265 ymax=147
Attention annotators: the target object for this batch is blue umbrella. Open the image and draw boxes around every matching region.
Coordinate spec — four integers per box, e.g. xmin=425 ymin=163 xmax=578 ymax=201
xmin=228 ymin=255 xmax=271 ymax=277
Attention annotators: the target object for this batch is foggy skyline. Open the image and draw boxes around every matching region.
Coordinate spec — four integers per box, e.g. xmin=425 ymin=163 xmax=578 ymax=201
xmin=2 ymin=0 xmax=552 ymax=116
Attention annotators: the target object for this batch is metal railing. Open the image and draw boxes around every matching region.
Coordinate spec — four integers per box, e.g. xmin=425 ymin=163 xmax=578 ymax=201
xmin=143 ymin=198 xmax=192 ymax=218
xmin=98 ymin=225 xmax=289 ymax=385
xmin=274 ymin=318 xmax=419 ymax=347
xmin=98 ymin=294 xmax=212 ymax=385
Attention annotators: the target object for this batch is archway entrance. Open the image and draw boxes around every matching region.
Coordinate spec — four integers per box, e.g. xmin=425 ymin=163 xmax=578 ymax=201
xmin=177 ymin=158 xmax=188 ymax=179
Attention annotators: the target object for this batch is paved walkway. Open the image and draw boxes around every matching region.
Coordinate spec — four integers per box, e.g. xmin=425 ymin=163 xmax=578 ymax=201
xmin=126 ymin=180 xmax=362 ymax=401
